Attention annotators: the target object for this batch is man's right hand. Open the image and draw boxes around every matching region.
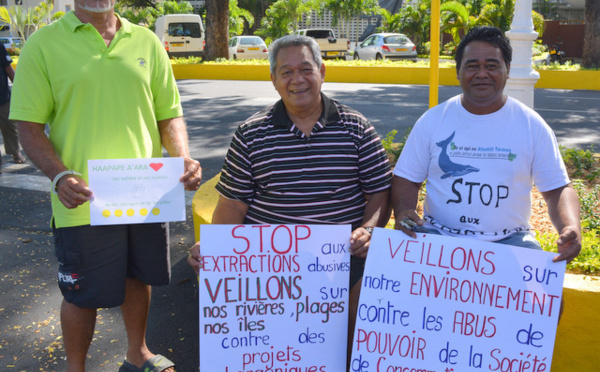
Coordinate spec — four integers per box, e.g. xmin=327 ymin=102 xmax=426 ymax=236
xmin=56 ymin=175 xmax=93 ymax=209
xmin=393 ymin=210 xmax=424 ymax=238
xmin=188 ymin=242 xmax=202 ymax=275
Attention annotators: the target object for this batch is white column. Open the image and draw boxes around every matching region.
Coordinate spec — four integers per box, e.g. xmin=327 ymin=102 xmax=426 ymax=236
xmin=505 ymin=0 xmax=540 ymax=109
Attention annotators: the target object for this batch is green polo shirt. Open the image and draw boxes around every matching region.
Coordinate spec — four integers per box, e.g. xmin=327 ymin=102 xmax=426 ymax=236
xmin=10 ymin=11 xmax=183 ymax=227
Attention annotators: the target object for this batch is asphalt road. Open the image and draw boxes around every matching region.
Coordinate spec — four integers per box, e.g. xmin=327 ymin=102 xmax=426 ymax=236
xmin=0 ymin=81 xmax=598 ymax=371
xmin=180 ymin=80 xmax=600 ymax=182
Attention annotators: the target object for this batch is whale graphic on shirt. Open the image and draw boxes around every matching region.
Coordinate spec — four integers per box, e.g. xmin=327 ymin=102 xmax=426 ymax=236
xmin=437 ymin=131 xmax=479 ymax=179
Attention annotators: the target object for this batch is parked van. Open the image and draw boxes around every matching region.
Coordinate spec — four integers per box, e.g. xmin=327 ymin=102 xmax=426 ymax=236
xmin=154 ymin=14 xmax=204 ymax=58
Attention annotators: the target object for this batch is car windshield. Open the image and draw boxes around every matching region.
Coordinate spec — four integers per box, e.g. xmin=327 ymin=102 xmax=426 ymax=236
xmin=240 ymin=37 xmax=263 ymax=46
xmin=383 ymin=36 xmax=408 ymax=45
xmin=306 ymin=30 xmax=333 ymax=39
xmin=168 ymin=22 xmax=202 ymax=38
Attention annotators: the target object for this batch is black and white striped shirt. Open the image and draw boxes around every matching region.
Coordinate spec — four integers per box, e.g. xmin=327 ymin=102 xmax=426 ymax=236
xmin=216 ymin=94 xmax=392 ymax=228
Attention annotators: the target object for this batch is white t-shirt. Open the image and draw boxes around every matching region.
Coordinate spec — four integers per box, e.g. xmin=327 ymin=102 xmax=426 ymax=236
xmin=394 ymin=95 xmax=569 ymax=241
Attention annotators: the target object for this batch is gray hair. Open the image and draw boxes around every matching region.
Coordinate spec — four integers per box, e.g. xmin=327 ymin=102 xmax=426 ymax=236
xmin=268 ymin=34 xmax=323 ymax=75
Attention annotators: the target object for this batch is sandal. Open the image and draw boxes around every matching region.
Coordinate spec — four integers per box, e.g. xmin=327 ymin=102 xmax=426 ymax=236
xmin=12 ymin=153 xmax=25 ymax=164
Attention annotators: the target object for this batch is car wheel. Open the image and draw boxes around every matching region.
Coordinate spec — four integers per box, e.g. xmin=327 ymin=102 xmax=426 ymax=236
xmin=353 ymin=53 xmax=359 ymax=60
xmin=376 ymin=54 xmax=383 ymax=61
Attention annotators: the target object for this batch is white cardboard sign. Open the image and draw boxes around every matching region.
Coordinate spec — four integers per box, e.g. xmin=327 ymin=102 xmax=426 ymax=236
xmin=350 ymin=228 xmax=565 ymax=372
xmin=199 ymin=224 xmax=351 ymax=372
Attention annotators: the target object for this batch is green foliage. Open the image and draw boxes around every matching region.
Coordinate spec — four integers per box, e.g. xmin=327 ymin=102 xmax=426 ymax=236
xmin=440 ymin=1 xmax=473 ymax=44
xmin=533 ymin=146 xmax=600 ymax=274
xmin=535 ymin=60 xmax=593 ymax=71
xmin=381 ymin=127 xmax=412 ymax=167
xmin=560 ymin=146 xmax=600 ymax=183
xmin=478 ymin=0 xmax=514 ymax=32
xmin=319 ymin=0 xmax=380 ymax=38
xmin=396 ymin=2 xmax=431 ymax=55
xmin=573 ymin=182 xmax=600 ymax=233
xmin=0 ymin=0 xmax=57 ymax=40
xmin=378 ymin=8 xmax=402 ymax=33
xmin=532 ymin=40 xmax=545 ymax=57
xmin=230 ymin=0 xmax=255 ymax=36
xmin=531 ymin=10 xmax=545 ymax=38
xmin=170 ymin=56 xmax=204 ymax=64
xmin=441 ymin=41 xmax=458 ymax=56
xmin=116 ymin=0 xmax=194 ymax=30
xmin=256 ymin=0 xmax=311 ymax=42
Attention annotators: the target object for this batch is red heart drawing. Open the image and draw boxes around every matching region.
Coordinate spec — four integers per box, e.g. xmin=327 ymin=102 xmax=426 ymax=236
xmin=149 ymin=163 xmax=163 ymax=172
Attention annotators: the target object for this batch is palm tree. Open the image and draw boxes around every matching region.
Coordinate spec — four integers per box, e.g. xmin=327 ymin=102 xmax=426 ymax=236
xmin=256 ymin=0 xmax=311 ymax=42
xmin=398 ymin=2 xmax=430 ymax=54
xmin=379 ymin=8 xmax=403 ymax=33
xmin=440 ymin=0 xmax=473 ymax=43
xmin=0 ymin=1 xmax=54 ymax=40
xmin=478 ymin=0 xmax=514 ymax=32
xmin=229 ymin=0 xmax=254 ymax=36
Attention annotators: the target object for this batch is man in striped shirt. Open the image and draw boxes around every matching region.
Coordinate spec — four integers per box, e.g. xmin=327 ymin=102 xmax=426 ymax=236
xmin=189 ymin=34 xmax=392 ymax=362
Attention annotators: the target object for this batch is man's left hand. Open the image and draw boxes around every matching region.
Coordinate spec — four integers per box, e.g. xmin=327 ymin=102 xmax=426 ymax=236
xmin=180 ymin=157 xmax=202 ymax=191
xmin=349 ymin=227 xmax=372 ymax=258
xmin=553 ymin=225 xmax=581 ymax=263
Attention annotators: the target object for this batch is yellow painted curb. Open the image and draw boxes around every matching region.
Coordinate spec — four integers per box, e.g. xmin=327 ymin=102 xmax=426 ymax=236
xmin=191 ymin=173 xmax=220 ymax=242
xmin=552 ymin=274 xmax=600 ymax=371
xmin=536 ymin=69 xmax=600 ymax=90
xmin=172 ymin=63 xmax=600 ymax=91
xmin=172 ymin=63 xmax=271 ymax=81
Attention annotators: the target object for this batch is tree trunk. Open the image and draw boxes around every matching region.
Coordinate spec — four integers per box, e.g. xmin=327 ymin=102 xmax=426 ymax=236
xmin=583 ymin=0 xmax=600 ymax=68
xmin=205 ymin=0 xmax=230 ymax=61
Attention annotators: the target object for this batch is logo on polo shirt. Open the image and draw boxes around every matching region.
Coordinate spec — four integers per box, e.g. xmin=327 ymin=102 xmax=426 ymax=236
xmin=137 ymin=58 xmax=147 ymax=68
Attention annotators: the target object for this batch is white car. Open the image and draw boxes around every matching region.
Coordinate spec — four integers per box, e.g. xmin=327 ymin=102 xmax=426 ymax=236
xmin=353 ymin=33 xmax=417 ymax=61
xmin=229 ymin=36 xmax=268 ymax=60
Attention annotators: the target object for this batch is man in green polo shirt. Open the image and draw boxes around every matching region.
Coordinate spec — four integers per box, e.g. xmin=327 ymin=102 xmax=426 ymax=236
xmin=9 ymin=0 xmax=201 ymax=371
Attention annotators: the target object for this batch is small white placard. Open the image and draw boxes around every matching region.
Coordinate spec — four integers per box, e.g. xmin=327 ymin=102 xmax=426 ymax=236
xmin=88 ymin=158 xmax=185 ymax=225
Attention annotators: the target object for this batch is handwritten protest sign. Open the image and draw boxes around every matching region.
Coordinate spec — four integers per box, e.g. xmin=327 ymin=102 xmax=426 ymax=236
xmin=199 ymin=224 xmax=351 ymax=372
xmin=88 ymin=158 xmax=185 ymax=225
xmin=351 ymin=228 xmax=565 ymax=372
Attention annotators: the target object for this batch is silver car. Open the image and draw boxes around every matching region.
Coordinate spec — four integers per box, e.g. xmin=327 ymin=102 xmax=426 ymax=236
xmin=228 ymin=35 xmax=269 ymax=60
xmin=353 ymin=33 xmax=417 ymax=61
xmin=0 ymin=36 xmax=23 ymax=54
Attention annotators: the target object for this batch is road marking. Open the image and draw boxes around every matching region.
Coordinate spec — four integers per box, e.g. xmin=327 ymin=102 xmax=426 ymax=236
xmin=545 ymin=96 xmax=600 ymax=100
xmin=536 ymin=108 xmax=599 ymax=113
xmin=0 ymin=172 xmax=50 ymax=192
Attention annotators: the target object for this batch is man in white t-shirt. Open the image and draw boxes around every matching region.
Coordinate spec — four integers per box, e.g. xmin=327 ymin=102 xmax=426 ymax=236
xmin=392 ymin=26 xmax=581 ymax=264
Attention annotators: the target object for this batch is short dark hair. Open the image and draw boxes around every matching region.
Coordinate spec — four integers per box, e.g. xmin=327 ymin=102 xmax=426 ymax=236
xmin=455 ymin=26 xmax=512 ymax=73
xmin=268 ymin=35 xmax=322 ymax=75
